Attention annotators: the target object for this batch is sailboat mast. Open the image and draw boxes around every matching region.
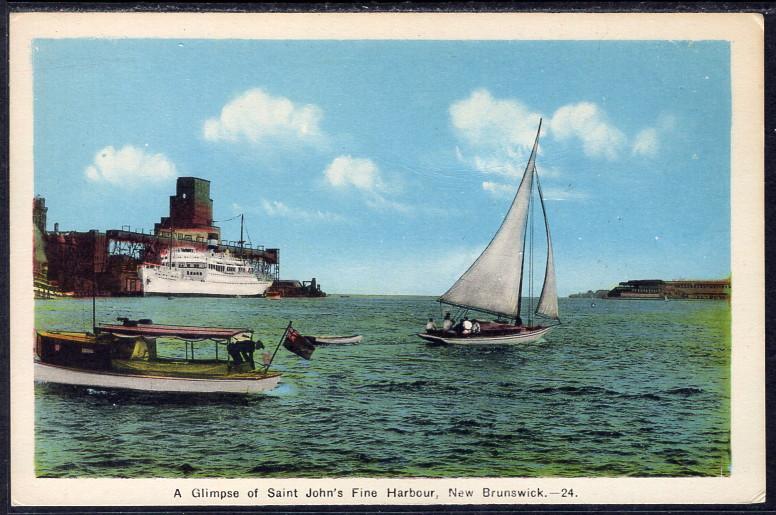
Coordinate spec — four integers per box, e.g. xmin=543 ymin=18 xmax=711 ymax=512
xmin=529 ymin=181 xmax=535 ymax=326
xmin=515 ymin=118 xmax=542 ymax=324
xmin=516 ymin=179 xmax=530 ymax=324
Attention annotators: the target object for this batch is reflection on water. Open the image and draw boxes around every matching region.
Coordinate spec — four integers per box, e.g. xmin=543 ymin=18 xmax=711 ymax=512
xmin=35 ymin=296 xmax=730 ymax=478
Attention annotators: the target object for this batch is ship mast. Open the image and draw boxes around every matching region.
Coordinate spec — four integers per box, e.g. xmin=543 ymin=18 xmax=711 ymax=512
xmin=168 ymin=214 xmax=174 ymax=269
xmin=239 ymin=213 xmax=244 ymax=258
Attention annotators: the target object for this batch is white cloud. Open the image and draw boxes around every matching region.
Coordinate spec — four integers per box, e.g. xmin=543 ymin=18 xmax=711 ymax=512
xmin=323 ymin=156 xmax=414 ymax=213
xmin=541 ymin=186 xmax=589 ymax=201
xmin=472 ymin=156 xmax=526 ymax=178
xmin=482 ymin=181 xmax=516 ymax=197
xmin=451 ymin=89 xmax=671 ymax=167
xmin=549 ymin=102 xmax=626 ymax=160
xmin=631 ymin=113 xmax=677 ymax=158
xmin=260 ymin=199 xmax=345 ymax=223
xmin=364 ymin=194 xmax=413 ymax=214
xmin=203 ymin=88 xmax=324 ymax=146
xmin=450 ymin=88 xmax=542 ymax=160
xmin=84 ymin=145 xmax=176 ymax=185
xmin=324 ymin=155 xmax=385 ymax=192
xmin=449 ymin=90 xmax=544 ymax=184
xmin=632 ymin=127 xmax=660 ymax=157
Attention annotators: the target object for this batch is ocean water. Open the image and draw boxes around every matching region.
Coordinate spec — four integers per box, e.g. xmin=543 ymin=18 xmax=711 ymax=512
xmin=34 ymin=296 xmax=730 ymax=478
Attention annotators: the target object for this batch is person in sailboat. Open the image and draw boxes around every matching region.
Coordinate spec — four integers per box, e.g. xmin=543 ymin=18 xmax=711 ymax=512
xmin=442 ymin=312 xmax=454 ymax=332
xmin=461 ymin=317 xmax=473 ymax=336
xmin=425 ymin=318 xmax=437 ymax=331
xmin=472 ymin=320 xmax=481 ymax=334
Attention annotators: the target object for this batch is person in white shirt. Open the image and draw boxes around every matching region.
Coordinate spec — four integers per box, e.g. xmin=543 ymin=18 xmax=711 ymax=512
xmin=472 ymin=320 xmax=481 ymax=334
xmin=462 ymin=317 xmax=473 ymax=335
xmin=425 ymin=318 xmax=437 ymax=331
xmin=442 ymin=312 xmax=454 ymax=332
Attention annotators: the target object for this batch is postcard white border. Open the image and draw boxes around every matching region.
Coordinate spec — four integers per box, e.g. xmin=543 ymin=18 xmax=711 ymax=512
xmin=9 ymin=12 xmax=765 ymax=506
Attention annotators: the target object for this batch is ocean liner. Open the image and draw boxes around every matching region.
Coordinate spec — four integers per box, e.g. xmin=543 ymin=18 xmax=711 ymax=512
xmin=139 ymin=246 xmax=273 ymax=297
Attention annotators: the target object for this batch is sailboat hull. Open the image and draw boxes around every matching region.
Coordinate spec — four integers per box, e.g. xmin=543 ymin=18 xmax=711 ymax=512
xmin=418 ymin=325 xmax=554 ymax=346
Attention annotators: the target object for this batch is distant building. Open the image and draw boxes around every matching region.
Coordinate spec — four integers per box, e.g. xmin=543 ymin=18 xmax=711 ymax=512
xmin=33 ymin=195 xmax=47 ymax=233
xmin=664 ymin=279 xmax=731 ymax=300
xmin=607 ymin=278 xmax=730 ymax=300
xmin=154 ymin=177 xmax=221 ymax=243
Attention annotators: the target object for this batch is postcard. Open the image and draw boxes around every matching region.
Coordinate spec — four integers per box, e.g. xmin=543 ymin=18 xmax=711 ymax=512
xmin=9 ymin=11 xmax=764 ymax=507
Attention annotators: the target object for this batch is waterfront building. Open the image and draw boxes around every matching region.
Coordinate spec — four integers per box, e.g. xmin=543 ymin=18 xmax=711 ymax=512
xmin=153 ymin=177 xmax=221 ymax=243
xmin=607 ymin=278 xmax=730 ymax=300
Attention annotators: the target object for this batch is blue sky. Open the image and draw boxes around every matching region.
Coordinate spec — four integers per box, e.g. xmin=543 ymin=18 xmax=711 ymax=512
xmin=33 ymin=39 xmax=730 ymax=295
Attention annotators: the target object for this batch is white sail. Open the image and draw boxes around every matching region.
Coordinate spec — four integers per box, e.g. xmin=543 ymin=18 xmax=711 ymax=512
xmin=534 ymin=170 xmax=559 ymax=319
xmin=440 ymin=122 xmax=541 ymax=319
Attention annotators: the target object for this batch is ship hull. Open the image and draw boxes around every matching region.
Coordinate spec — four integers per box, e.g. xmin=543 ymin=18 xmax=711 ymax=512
xmin=35 ymin=361 xmax=281 ymax=394
xmin=418 ymin=325 xmax=554 ymax=345
xmin=139 ymin=267 xmax=272 ymax=297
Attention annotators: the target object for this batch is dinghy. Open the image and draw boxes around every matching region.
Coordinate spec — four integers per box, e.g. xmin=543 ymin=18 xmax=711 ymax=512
xmin=308 ymin=335 xmax=363 ymax=345
xmin=419 ymin=119 xmax=560 ymax=345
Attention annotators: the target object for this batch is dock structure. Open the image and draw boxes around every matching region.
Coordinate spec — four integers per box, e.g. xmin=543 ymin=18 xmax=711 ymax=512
xmin=267 ymin=278 xmax=326 ymax=298
xmin=607 ymin=278 xmax=730 ymax=300
xmin=34 ymin=177 xmax=280 ymax=296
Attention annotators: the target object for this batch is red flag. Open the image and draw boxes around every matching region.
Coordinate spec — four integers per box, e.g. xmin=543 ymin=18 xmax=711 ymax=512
xmin=282 ymin=328 xmax=316 ymax=360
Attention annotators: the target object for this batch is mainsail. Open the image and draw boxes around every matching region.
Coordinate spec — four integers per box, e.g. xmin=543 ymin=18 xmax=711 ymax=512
xmin=440 ymin=120 xmax=542 ymax=319
xmin=534 ymin=171 xmax=559 ymax=320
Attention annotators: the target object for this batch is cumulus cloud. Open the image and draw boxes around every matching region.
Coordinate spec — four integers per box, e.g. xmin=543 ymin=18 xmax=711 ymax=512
xmin=260 ymin=199 xmax=345 ymax=222
xmin=324 ymin=155 xmax=385 ymax=192
xmin=203 ymin=88 xmax=324 ymax=146
xmin=549 ymin=102 xmax=626 ymax=160
xmin=631 ymin=114 xmax=677 ymax=158
xmin=632 ymin=127 xmax=660 ymax=157
xmin=450 ymin=89 xmax=542 ymax=162
xmin=84 ymin=145 xmax=176 ymax=185
xmin=323 ymin=155 xmax=413 ymax=213
xmin=450 ymin=90 xmax=545 ymax=187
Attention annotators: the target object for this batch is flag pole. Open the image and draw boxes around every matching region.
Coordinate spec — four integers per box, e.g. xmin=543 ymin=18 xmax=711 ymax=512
xmin=264 ymin=321 xmax=293 ymax=373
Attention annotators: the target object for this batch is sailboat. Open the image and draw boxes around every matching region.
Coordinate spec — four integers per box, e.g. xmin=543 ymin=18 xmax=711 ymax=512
xmin=418 ymin=119 xmax=560 ymax=345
